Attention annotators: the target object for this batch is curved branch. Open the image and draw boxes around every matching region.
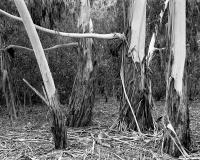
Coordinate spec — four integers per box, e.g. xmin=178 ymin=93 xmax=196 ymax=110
xmin=0 ymin=43 xmax=78 ymax=53
xmin=0 ymin=9 xmax=125 ymax=40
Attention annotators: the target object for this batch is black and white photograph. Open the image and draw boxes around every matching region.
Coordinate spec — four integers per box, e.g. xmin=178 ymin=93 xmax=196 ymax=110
xmin=0 ymin=0 xmax=200 ymax=159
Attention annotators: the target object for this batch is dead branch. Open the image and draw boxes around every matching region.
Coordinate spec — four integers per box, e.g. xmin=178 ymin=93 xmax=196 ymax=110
xmin=0 ymin=9 xmax=125 ymax=40
xmin=0 ymin=43 xmax=78 ymax=53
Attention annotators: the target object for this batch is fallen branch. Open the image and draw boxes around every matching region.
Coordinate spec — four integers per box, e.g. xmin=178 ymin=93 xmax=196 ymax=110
xmin=0 ymin=9 xmax=125 ymax=40
xmin=13 ymin=138 xmax=51 ymax=143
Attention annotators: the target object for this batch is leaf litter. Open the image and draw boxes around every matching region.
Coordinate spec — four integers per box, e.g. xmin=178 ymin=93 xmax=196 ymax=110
xmin=0 ymin=98 xmax=199 ymax=160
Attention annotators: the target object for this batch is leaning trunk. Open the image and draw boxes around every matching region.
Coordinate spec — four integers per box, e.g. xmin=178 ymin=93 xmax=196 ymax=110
xmin=14 ymin=0 xmax=67 ymax=149
xmin=118 ymin=0 xmax=154 ymax=132
xmin=163 ymin=0 xmax=190 ymax=157
xmin=66 ymin=0 xmax=95 ymax=127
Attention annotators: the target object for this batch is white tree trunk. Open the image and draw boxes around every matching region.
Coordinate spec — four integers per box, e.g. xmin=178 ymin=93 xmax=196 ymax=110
xmin=14 ymin=0 xmax=67 ymax=149
xmin=14 ymin=0 xmax=56 ymax=103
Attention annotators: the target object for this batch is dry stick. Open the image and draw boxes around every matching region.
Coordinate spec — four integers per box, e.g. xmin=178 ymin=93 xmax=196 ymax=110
xmin=0 ymin=9 xmax=125 ymax=40
xmin=42 ymin=85 xmax=49 ymax=104
xmin=167 ymin=132 xmax=187 ymax=159
xmin=23 ymin=79 xmax=48 ymax=105
xmin=166 ymin=124 xmax=189 ymax=158
xmin=120 ymin=44 xmax=142 ymax=134
xmin=111 ymin=152 xmax=125 ymax=160
xmin=0 ymin=43 xmax=78 ymax=52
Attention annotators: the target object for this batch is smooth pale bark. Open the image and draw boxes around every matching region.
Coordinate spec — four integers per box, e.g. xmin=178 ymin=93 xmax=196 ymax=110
xmin=128 ymin=0 xmax=146 ymax=62
xmin=14 ymin=0 xmax=55 ymax=100
xmin=14 ymin=0 xmax=67 ymax=149
xmin=170 ymin=0 xmax=186 ymax=95
xmin=164 ymin=0 xmax=191 ymax=157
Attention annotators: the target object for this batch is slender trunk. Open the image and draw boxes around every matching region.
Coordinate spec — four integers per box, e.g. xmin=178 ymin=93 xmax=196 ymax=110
xmin=1 ymin=51 xmax=17 ymax=122
xmin=23 ymin=91 xmax=26 ymax=115
xmin=14 ymin=0 xmax=67 ymax=149
xmin=29 ymin=92 xmax=32 ymax=106
xmin=0 ymin=36 xmax=17 ymax=122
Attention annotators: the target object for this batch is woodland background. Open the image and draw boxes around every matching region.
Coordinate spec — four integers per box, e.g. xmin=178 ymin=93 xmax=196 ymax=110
xmin=1 ymin=0 xmax=200 ymax=159
xmin=0 ymin=0 xmax=200 ymax=105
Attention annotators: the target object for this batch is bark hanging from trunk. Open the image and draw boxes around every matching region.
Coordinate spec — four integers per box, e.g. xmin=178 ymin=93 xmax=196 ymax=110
xmin=163 ymin=0 xmax=191 ymax=157
xmin=163 ymin=66 xmax=191 ymax=157
xmin=118 ymin=50 xmax=154 ymax=131
xmin=118 ymin=0 xmax=154 ymax=132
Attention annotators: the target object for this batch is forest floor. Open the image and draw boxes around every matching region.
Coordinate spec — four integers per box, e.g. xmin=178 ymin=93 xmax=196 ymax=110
xmin=0 ymin=97 xmax=200 ymax=160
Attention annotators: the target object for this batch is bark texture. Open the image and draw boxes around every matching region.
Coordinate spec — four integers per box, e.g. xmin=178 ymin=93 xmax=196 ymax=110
xmin=163 ymin=0 xmax=191 ymax=157
xmin=118 ymin=0 xmax=154 ymax=132
xmin=50 ymin=94 xmax=67 ymax=149
xmin=1 ymin=50 xmax=17 ymax=122
xmin=66 ymin=0 xmax=95 ymax=127
xmin=119 ymin=51 xmax=154 ymax=131
xmin=163 ymin=75 xmax=190 ymax=157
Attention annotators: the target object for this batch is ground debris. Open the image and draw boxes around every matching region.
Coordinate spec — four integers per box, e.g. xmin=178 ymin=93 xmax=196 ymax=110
xmin=0 ymin=99 xmax=200 ymax=159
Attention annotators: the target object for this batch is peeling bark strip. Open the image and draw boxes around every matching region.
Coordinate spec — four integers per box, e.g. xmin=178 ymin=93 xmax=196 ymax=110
xmin=170 ymin=0 xmax=186 ymax=96
xmin=14 ymin=0 xmax=67 ymax=149
xmin=66 ymin=0 xmax=95 ymax=127
xmin=128 ymin=0 xmax=146 ymax=62
xmin=164 ymin=0 xmax=191 ymax=157
xmin=118 ymin=0 xmax=154 ymax=132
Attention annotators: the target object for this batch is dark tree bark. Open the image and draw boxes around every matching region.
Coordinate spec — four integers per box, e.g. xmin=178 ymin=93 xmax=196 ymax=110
xmin=50 ymin=94 xmax=67 ymax=149
xmin=163 ymin=72 xmax=190 ymax=157
xmin=1 ymin=50 xmax=17 ymax=123
xmin=65 ymin=47 xmax=95 ymax=127
xmin=66 ymin=0 xmax=95 ymax=127
xmin=118 ymin=0 xmax=154 ymax=132
xmin=118 ymin=50 xmax=154 ymax=132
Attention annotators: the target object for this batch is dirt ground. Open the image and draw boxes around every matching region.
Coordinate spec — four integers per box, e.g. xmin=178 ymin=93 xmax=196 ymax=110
xmin=0 ymin=97 xmax=200 ymax=160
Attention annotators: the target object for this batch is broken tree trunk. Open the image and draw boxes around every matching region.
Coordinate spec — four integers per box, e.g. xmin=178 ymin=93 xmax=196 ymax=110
xmin=14 ymin=0 xmax=67 ymax=149
xmin=66 ymin=0 xmax=95 ymax=127
xmin=118 ymin=0 xmax=154 ymax=132
xmin=163 ymin=0 xmax=191 ymax=157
